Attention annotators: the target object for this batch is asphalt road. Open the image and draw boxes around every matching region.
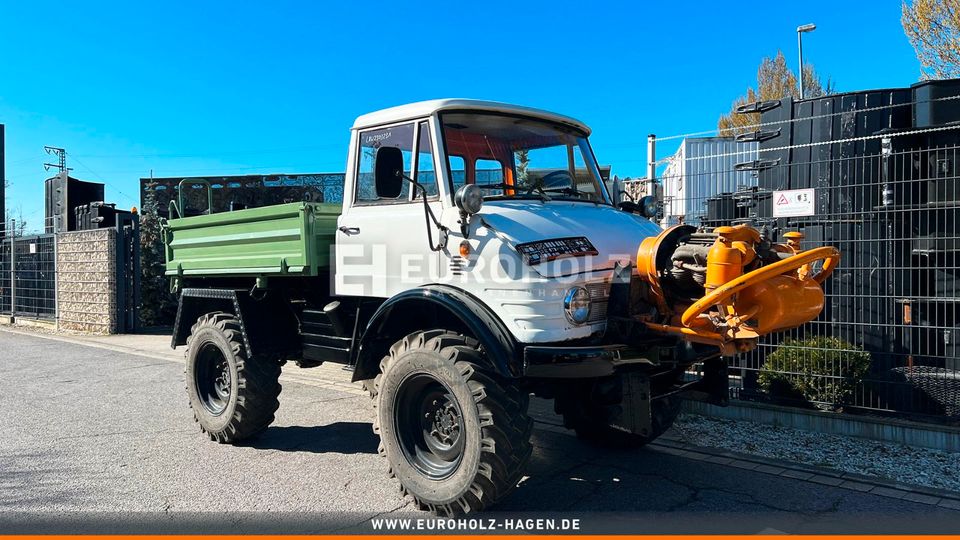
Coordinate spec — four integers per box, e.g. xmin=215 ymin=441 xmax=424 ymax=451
xmin=1 ymin=328 xmax=958 ymax=534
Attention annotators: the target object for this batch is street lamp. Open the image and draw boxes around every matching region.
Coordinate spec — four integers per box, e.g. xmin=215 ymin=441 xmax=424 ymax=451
xmin=797 ymin=23 xmax=816 ymax=99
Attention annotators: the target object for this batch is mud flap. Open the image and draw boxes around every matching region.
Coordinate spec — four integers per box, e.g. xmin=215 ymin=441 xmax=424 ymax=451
xmin=609 ymin=372 xmax=652 ymax=437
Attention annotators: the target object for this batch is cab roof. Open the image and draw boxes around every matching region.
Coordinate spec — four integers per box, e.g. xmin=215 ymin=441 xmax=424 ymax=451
xmin=351 ymin=99 xmax=591 ymax=135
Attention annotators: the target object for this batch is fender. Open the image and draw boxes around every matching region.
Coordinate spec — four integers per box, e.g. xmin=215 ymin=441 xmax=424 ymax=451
xmin=351 ymin=284 xmax=521 ymax=382
xmin=172 ymin=288 xmax=300 ymax=359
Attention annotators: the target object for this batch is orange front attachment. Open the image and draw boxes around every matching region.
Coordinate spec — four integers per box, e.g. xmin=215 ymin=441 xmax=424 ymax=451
xmin=735 ymin=274 xmax=825 ymax=334
xmin=635 ymin=225 xmax=840 ymax=355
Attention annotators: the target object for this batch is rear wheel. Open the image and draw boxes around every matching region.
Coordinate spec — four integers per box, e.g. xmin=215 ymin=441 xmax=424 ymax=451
xmin=372 ymin=330 xmax=532 ymax=515
xmin=185 ymin=312 xmax=282 ymax=443
xmin=556 ymin=373 xmax=682 ymax=448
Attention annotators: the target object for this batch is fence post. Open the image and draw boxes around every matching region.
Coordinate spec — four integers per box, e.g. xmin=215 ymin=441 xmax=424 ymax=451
xmin=646 ymin=134 xmax=657 ymax=196
xmin=53 ymin=232 xmax=59 ymax=328
xmin=9 ymin=219 xmax=15 ymax=320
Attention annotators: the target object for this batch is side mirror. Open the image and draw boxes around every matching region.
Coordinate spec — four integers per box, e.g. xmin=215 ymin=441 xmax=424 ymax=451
xmin=374 ymin=146 xmax=404 ymax=198
xmin=454 ymin=184 xmax=483 ymax=215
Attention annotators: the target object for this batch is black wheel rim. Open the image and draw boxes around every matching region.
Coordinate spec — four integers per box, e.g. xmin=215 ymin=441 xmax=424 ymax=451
xmin=394 ymin=372 xmax=465 ymax=480
xmin=195 ymin=342 xmax=232 ymax=416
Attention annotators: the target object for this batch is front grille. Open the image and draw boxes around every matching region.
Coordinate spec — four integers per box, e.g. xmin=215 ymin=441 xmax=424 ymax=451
xmin=585 ymin=281 xmax=610 ymax=324
xmin=449 ymin=256 xmax=466 ymax=276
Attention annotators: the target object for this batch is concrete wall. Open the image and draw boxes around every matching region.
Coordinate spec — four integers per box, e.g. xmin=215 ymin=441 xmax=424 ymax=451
xmin=56 ymin=229 xmax=117 ymax=334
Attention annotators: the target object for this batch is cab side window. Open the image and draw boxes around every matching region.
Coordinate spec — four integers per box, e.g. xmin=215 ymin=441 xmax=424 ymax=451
xmin=356 ymin=123 xmax=415 ymax=204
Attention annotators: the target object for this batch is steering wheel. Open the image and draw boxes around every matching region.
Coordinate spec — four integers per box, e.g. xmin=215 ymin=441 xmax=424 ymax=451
xmin=539 ymin=170 xmax=575 ymax=190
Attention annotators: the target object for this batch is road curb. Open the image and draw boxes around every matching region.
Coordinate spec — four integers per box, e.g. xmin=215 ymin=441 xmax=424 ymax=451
xmin=0 ymin=325 xmax=368 ymax=396
xmin=650 ymin=437 xmax=960 ymax=509
xmin=0 ymin=325 xmax=176 ymax=362
xmin=532 ymin=417 xmax=960 ymax=508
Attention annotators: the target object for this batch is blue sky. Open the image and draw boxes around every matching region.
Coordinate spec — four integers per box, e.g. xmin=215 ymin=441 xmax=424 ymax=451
xmin=1 ymin=1 xmax=922 ymax=231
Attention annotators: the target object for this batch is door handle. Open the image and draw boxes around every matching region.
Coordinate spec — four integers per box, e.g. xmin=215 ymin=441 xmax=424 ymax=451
xmin=338 ymin=226 xmax=360 ymax=235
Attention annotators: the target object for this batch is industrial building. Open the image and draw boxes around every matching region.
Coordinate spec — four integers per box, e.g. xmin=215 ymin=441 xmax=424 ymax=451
xmin=659 ymin=137 xmax=759 ymax=227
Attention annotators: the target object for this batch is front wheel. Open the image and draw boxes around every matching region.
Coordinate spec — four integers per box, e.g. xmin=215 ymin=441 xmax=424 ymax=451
xmin=373 ymin=330 xmax=532 ymax=515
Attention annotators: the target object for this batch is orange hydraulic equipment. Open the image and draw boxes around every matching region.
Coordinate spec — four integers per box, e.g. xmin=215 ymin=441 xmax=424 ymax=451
xmin=635 ymin=224 xmax=840 ymax=356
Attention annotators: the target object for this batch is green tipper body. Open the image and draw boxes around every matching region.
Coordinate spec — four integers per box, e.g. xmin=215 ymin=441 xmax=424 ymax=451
xmin=163 ymin=202 xmax=340 ymax=278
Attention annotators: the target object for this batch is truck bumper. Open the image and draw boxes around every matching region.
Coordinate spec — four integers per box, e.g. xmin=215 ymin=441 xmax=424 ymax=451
xmin=521 ymin=343 xmax=730 ymax=407
xmin=521 ymin=344 xmax=655 ymax=378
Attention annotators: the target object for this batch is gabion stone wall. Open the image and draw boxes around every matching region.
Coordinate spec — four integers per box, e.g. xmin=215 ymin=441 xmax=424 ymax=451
xmin=56 ymin=229 xmax=117 ymax=334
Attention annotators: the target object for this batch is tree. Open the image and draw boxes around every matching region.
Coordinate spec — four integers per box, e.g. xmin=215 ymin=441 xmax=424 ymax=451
xmin=4 ymin=206 xmax=28 ymax=236
xmin=718 ymin=51 xmax=832 ymax=136
xmin=902 ymin=0 xmax=960 ymax=80
xmin=514 ymin=149 xmax=530 ymax=185
xmin=138 ymin=181 xmax=178 ymax=327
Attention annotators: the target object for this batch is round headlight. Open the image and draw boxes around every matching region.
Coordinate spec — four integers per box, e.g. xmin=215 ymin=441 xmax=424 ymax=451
xmin=563 ymin=286 xmax=592 ymax=325
xmin=639 ymin=195 xmax=658 ymax=218
xmin=454 ymin=184 xmax=484 ymax=215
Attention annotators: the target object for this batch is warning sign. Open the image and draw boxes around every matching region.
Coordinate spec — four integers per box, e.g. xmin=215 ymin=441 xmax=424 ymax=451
xmin=772 ymin=188 xmax=816 ymax=218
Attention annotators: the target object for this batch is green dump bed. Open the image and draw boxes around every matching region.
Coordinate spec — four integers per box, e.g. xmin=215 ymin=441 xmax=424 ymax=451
xmin=164 ymin=202 xmax=340 ymax=278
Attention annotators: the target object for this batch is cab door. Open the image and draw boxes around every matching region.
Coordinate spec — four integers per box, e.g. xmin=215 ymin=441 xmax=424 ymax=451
xmin=335 ymin=120 xmax=443 ymax=298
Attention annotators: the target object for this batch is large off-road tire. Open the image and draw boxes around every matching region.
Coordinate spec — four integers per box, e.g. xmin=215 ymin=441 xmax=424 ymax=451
xmin=372 ymin=330 xmax=532 ymax=515
xmin=556 ymin=374 xmax=682 ymax=448
xmin=185 ymin=312 xmax=282 ymax=443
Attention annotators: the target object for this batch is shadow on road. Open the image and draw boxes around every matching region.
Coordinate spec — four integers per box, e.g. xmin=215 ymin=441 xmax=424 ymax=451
xmin=244 ymin=422 xmax=379 ymax=454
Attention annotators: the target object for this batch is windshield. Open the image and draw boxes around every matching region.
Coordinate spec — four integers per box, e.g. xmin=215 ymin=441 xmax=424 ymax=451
xmin=440 ymin=112 xmax=609 ymax=204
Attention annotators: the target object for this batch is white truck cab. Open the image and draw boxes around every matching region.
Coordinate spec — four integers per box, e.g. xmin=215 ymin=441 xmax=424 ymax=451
xmin=336 ymin=99 xmax=661 ymax=344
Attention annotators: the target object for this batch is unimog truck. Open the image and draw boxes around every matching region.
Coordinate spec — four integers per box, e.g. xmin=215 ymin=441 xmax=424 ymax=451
xmin=163 ymin=99 xmax=839 ymax=514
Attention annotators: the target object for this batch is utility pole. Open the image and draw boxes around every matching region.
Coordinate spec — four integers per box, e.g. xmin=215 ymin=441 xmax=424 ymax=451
xmin=646 ymin=134 xmax=657 ymax=197
xmin=43 ymin=146 xmax=70 ymax=174
xmin=1 ymin=124 xmax=6 ymax=239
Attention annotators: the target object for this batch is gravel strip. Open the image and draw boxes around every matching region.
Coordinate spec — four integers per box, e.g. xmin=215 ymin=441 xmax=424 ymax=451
xmin=668 ymin=413 xmax=960 ymax=494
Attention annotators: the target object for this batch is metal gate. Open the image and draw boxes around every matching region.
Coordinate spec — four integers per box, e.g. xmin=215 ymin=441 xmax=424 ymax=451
xmin=0 ymin=234 xmax=57 ymax=319
xmin=115 ymin=217 xmax=140 ymax=333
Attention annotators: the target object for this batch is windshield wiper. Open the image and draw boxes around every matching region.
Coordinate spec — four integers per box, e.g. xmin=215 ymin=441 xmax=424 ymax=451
xmin=542 ymin=186 xmax=579 ymax=196
xmin=524 ymin=182 xmax=552 ymax=203
xmin=473 ymin=182 xmax=514 ymax=191
xmin=474 ymin=182 xmax=551 ymax=202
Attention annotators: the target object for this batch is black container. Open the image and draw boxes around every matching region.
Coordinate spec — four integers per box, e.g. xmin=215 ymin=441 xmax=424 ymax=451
xmin=912 ymin=79 xmax=960 ymax=128
xmin=756 ymin=88 xmax=915 ymax=218
xmin=731 ymin=187 xmax=774 ymax=225
xmin=895 ymin=298 xmax=959 ymax=371
xmin=800 ymin=220 xmax=900 ymax=367
xmin=45 ymin=173 xmax=105 ymax=233
xmin=925 ymin=140 xmax=960 ymax=204
xmin=704 ymin=193 xmax=737 ymax=226
xmin=73 ymin=201 xmax=131 ymax=231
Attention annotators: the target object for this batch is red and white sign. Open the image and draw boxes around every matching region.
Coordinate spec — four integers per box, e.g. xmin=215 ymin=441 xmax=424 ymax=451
xmin=772 ymin=188 xmax=816 ymax=218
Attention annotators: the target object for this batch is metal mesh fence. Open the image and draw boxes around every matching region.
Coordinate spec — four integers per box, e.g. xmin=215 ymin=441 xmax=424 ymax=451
xmin=0 ymin=241 xmax=9 ymax=313
xmin=0 ymin=234 xmax=57 ymax=319
xmin=660 ymin=124 xmax=960 ymax=422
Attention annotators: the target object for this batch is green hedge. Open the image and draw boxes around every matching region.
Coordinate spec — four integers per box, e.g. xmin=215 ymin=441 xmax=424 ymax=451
xmin=758 ymin=336 xmax=872 ymax=407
